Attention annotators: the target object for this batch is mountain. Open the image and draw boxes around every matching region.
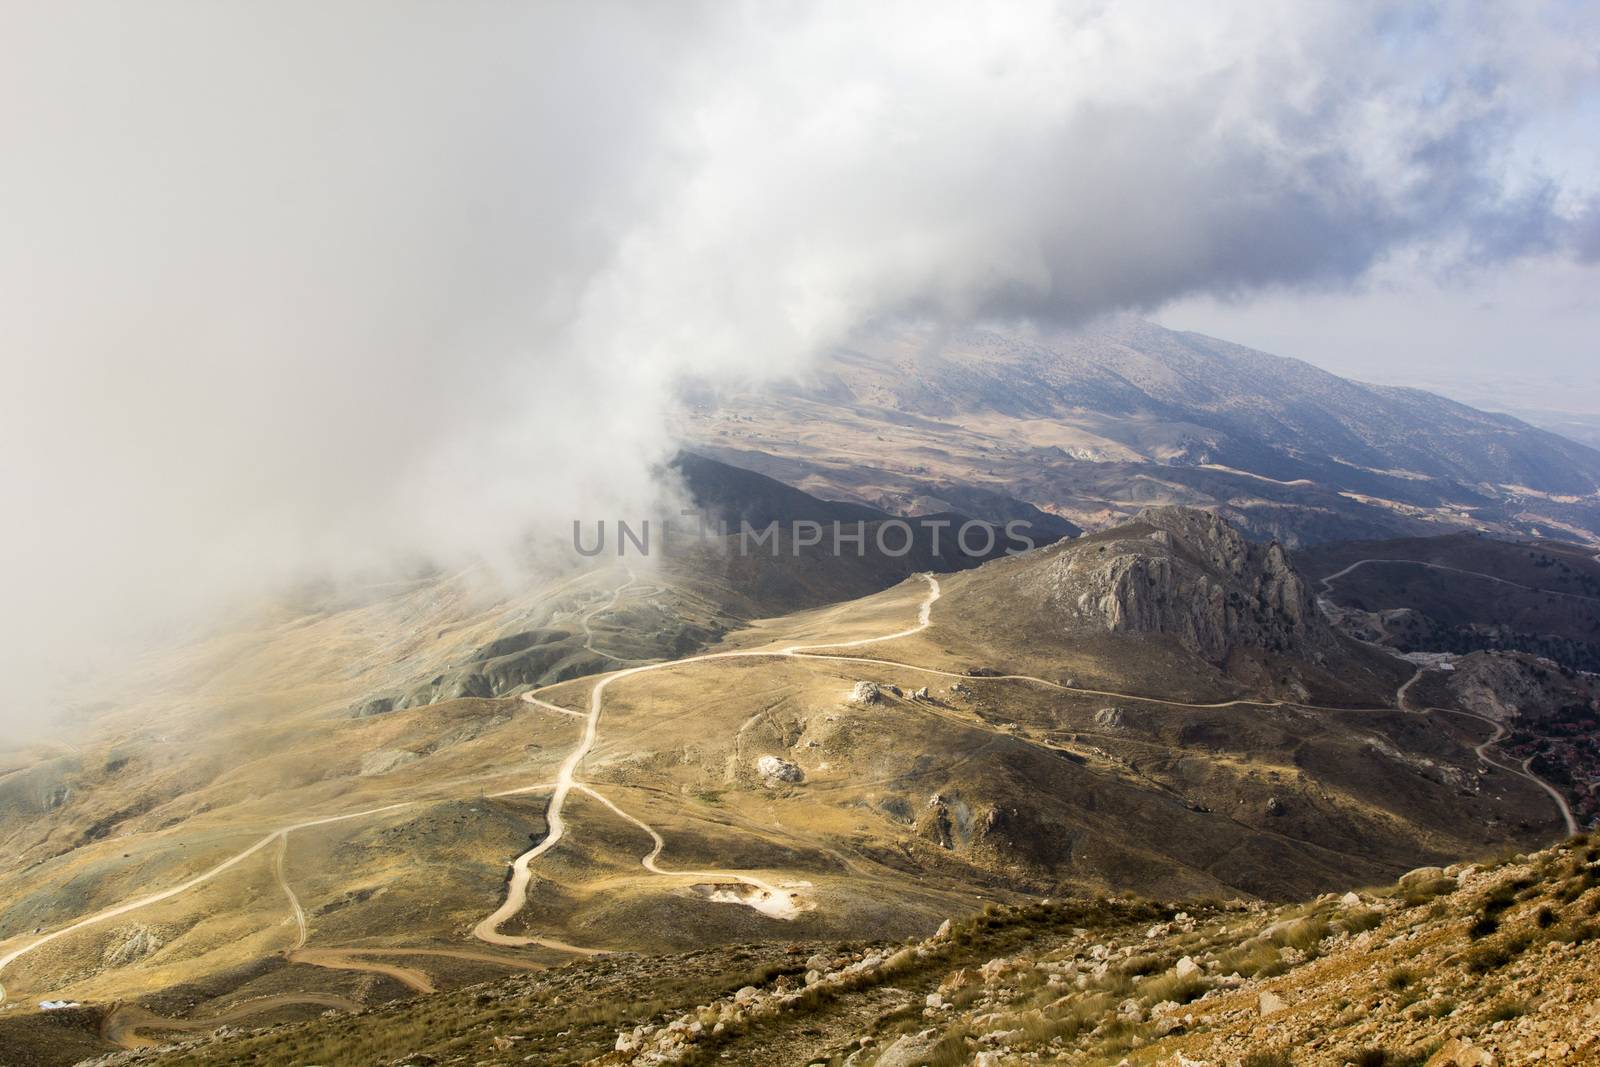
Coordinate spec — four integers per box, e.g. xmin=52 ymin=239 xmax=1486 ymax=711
xmin=677 ymin=318 xmax=1600 ymax=546
xmin=32 ymin=831 xmax=1600 ymax=1067
xmin=921 ymin=506 xmax=1406 ymax=707
xmin=3 ymin=505 xmax=1572 ymax=1053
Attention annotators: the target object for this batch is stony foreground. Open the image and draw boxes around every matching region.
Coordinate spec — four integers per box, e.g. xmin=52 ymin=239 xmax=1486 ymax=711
xmin=46 ymin=832 xmax=1600 ymax=1066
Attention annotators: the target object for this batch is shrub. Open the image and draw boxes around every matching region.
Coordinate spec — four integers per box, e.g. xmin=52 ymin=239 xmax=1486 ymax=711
xmin=1467 ymin=914 xmax=1499 ymax=939
xmin=1342 ymin=1048 xmax=1433 ymax=1067
xmin=1549 ymin=921 xmax=1599 ymax=945
xmin=1385 ymin=966 xmax=1417 ymax=991
xmin=1340 ymin=908 xmax=1384 ymax=934
xmin=1214 ymin=940 xmax=1283 ymax=979
xmin=1137 ymin=971 xmax=1207 ymax=1006
xmin=1487 ymin=999 xmax=1526 ymax=1022
xmin=1480 ymin=885 xmax=1517 ymax=915
xmin=1401 ymin=876 xmax=1458 ymax=906
xmin=1242 ymin=1052 xmax=1293 ymax=1067
xmin=1463 ymin=933 xmax=1530 ymax=974
xmin=1268 ymin=916 xmax=1330 ymax=950
xmin=1257 ymin=959 xmax=1291 ymax=979
xmin=1118 ymin=953 xmax=1164 ymax=978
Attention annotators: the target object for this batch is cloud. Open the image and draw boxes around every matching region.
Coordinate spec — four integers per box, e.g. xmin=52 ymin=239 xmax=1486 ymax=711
xmin=2 ymin=1 xmax=1597 ymax=734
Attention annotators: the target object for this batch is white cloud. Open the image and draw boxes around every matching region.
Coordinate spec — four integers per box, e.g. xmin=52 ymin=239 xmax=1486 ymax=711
xmin=2 ymin=1 xmax=1596 ymax=733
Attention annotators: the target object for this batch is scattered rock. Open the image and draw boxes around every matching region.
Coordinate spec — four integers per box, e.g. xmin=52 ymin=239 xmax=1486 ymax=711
xmin=1257 ymin=990 xmax=1286 ymax=1016
xmin=1425 ymin=1038 xmax=1495 ymax=1066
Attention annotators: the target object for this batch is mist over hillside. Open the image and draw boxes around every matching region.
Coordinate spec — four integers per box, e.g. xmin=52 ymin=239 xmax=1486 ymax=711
xmin=5 ymin=4 xmax=1600 ymax=1065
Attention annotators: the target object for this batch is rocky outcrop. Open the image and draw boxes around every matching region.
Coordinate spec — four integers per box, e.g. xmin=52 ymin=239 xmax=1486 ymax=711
xmin=1434 ymin=651 xmax=1598 ymax=725
xmin=103 ymin=924 xmax=162 ymax=967
xmin=847 ymin=681 xmax=881 ymax=706
xmin=756 ymin=755 xmax=803 ymax=785
xmin=1046 ymin=507 xmax=1338 ymax=664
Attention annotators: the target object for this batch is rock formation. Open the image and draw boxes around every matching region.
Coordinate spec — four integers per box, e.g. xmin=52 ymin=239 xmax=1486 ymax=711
xmin=1044 ymin=507 xmax=1338 ymax=664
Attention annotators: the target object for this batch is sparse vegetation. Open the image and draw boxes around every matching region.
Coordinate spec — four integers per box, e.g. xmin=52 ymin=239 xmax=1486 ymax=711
xmin=1385 ymin=965 xmax=1417 ymax=991
xmin=1242 ymin=1052 xmax=1294 ymax=1067
xmin=1487 ymin=998 xmax=1527 ymax=1022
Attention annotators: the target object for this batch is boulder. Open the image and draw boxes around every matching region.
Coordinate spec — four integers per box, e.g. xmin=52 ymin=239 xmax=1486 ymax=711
xmin=103 ymin=924 xmax=163 ymax=967
xmin=1425 ymin=1038 xmax=1495 ymax=1066
xmin=874 ymin=1031 xmax=940 ymax=1067
xmin=1094 ymin=706 xmax=1126 ymax=729
xmin=848 ymin=681 xmax=881 ymax=705
xmin=1399 ymin=865 xmax=1448 ymax=886
xmin=756 ymin=755 xmax=804 ymax=784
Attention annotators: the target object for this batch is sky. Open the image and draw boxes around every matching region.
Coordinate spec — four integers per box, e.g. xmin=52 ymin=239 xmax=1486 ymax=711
xmin=2 ymin=1 xmax=1599 ymax=736
xmin=1161 ymin=251 xmax=1600 ymax=415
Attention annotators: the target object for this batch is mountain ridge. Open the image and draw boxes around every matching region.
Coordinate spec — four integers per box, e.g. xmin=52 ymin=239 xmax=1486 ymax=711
xmin=679 ymin=317 xmax=1600 ymax=545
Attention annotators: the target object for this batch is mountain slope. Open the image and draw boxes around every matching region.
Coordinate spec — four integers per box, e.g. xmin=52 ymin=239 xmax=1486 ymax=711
xmin=0 ymin=509 xmax=1566 ymax=1041
xmin=678 ymin=318 xmax=1600 ymax=545
xmin=54 ymin=831 xmax=1600 ymax=1067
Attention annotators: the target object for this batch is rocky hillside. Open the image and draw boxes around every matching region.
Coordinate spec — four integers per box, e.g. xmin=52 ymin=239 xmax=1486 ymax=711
xmin=933 ymin=506 xmax=1393 ymax=705
xmin=61 ymin=832 xmax=1600 ymax=1067
xmin=1045 ymin=507 xmax=1335 ymax=665
xmin=1411 ymin=652 xmax=1598 ymax=728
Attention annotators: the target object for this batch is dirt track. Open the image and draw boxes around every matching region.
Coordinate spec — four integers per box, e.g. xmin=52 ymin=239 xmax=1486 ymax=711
xmin=101 ymin=993 xmax=360 ymax=1047
xmin=3 ymin=566 xmax=1579 ymax=1017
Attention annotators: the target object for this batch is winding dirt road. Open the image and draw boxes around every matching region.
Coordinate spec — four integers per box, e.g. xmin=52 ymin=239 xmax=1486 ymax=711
xmin=1396 ymin=671 xmax=1578 ymax=835
xmin=1318 ymin=556 xmax=1600 ymax=604
xmin=101 ymin=993 xmax=361 ymax=1048
xmin=5 ymin=564 xmax=1583 ymax=1016
xmin=0 ymin=803 xmax=410 ymax=1006
xmin=469 ymin=576 xmax=948 ymax=948
xmin=579 ymin=571 xmax=639 ymax=662
xmin=1322 ymin=559 xmax=1581 ymax=836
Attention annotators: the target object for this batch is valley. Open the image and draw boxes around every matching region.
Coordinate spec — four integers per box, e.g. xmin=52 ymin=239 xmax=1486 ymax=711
xmin=0 ymin=502 xmax=1581 ymax=1062
xmin=2 ymin=329 xmax=1597 ymax=1066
